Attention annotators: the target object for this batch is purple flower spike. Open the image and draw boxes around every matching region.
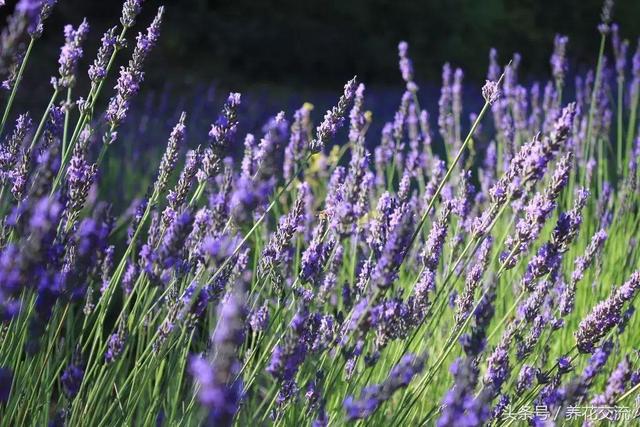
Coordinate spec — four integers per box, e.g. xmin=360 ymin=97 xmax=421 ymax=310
xmin=575 ymin=272 xmax=640 ymax=353
xmin=482 ymin=80 xmax=500 ymax=105
xmin=189 ymin=289 xmax=246 ymax=426
xmin=61 ymin=363 xmax=84 ymax=399
xmin=310 ymin=77 xmax=357 ymax=153
xmin=398 ymin=41 xmax=417 ymax=91
xmin=54 ymin=19 xmax=90 ymax=89
xmin=88 ymin=27 xmax=118 ymax=83
xmin=0 ymin=367 xmax=12 ymax=403
xmin=106 ymin=7 xmax=164 ymax=131
xmin=121 ymin=0 xmax=144 ymax=28
xmin=344 ymin=353 xmax=425 ymax=420
xmin=550 ymin=34 xmax=569 ymax=84
xmin=591 ymin=356 xmax=632 ymax=405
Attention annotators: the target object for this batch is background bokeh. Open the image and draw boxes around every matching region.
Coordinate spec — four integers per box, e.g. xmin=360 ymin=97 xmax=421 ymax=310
xmin=3 ymin=0 xmax=640 ymax=91
xmin=1 ymin=0 xmax=638 ymax=206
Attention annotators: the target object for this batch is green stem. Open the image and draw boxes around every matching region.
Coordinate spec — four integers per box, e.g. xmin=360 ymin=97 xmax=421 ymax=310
xmin=582 ymin=32 xmax=607 ymax=185
xmin=28 ymin=88 xmax=59 ymax=151
xmin=0 ymin=37 xmax=36 ymax=137
xmin=625 ymin=84 xmax=639 ymax=177
xmin=52 ymin=27 xmax=128 ymax=194
xmin=62 ymin=88 xmax=72 ymax=157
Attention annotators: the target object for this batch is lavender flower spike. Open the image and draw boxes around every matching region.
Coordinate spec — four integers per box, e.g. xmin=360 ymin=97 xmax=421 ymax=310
xmin=575 ymin=272 xmax=640 ymax=353
xmin=455 ymin=237 xmax=493 ymax=325
xmin=189 ymin=289 xmax=246 ymax=427
xmin=121 ymin=0 xmax=144 ymax=28
xmin=310 ymin=77 xmax=357 ymax=153
xmin=398 ymin=41 xmax=417 ymax=91
xmin=343 ymin=353 xmax=426 ymax=420
xmin=482 ymin=80 xmax=500 ymax=105
xmin=154 ymin=112 xmax=187 ymax=195
xmin=106 ymin=6 xmax=164 ymax=131
xmin=559 ymin=228 xmax=607 ymax=316
xmin=550 ymin=34 xmax=569 ymax=85
xmin=88 ymin=27 xmax=118 ymax=83
xmin=54 ymin=19 xmax=90 ymax=89
xmin=591 ymin=356 xmax=632 ymax=405
xmin=0 ymin=367 xmax=12 ymax=403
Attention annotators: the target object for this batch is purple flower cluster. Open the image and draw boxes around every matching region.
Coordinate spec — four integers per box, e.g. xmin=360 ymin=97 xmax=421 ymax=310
xmin=344 ymin=353 xmax=425 ymax=420
xmin=437 ymin=357 xmax=492 ymax=427
xmin=88 ymin=27 xmax=118 ymax=83
xmin=575 ymin=272 xmax=640 ymax=353
xmin=1 ymin=3 xmax=640 ymax=425
xmin=106 ymin=6 xmax=164 ymax=132
xmin=53 ymin=19 xmax=89 ymax=89
xmin=189 ymin=290 xmax=246 ymax=426
xmin=310 ymin=77 xmax=357 ymax=153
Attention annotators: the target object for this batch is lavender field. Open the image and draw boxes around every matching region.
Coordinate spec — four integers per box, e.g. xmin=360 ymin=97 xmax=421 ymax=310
xmin=0 ymin=0 xmax=639 ymax=426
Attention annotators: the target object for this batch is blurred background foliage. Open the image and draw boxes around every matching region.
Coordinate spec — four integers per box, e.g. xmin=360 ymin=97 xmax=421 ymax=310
xmin=0 ymin=0 xmax=638 ymax=203
xmin=2 ymin=0 xmax=640 ymax=91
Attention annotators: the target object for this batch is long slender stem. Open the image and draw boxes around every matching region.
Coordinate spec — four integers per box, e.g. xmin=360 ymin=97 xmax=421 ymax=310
xmin=28 ymin=88 xmax=59 ymax=151
xmin=62 ymin=88 xmax=72 ymax=157
xmin=582 ymin=32 xmax=607 ymax=186
xmin=52 ymin=27 xmax=128 ymax=194
xmin=0 ymin=37 xmax=36 ymax=137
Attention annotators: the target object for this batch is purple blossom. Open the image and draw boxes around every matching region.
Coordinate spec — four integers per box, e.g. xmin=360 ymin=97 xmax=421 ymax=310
xmin=106 ymin=7 xmax=164 ymax=130
xmin=583 ymin=341 xmax=613 ymax=383
xmin=249 ymin=305 xmax=269 ymax=332
xmin=120 ymin=0 xmax=143 ymax=28
xmin=482 ymin=80 xmax=500 ymax=105
xmin=557 ymin=356 xmax=572 ymax=373
xmin=105 ymin=323 xmax=127 ymax=363
xmin=284 ymin=104 xmax=312 ymax=181
xmin=267 ymin=308 xmax=310 ymax=383
xmin=455 ymin=237 xmax=493 ymax=325
xmin=559 ymin=229 xmax=607 ymax=316
xmin=459 ymin=281 xmax=497 ymax=357
xmin=299 ymin=216 xmax=330 ymax=284
xmin=0 ymin=367 xmax=12 ymax=403
xmin=438 ymin=63 xmax=454 ymax=144
xmin=516 ymin=365 xmax=538 ymax=394
xmin=0 ymin=113 xmax=31 ymax=181
xmin=501 ymin=152 xmax=572 ymax=269
xmin=189 ymin=290 xmax=246 ymax=426
xmin=89 ymin=27 xmax=118 ymax=82
xmin=437 ymin=357 xmax=492 ymax=427
xmin=591 ymin=356 xmax=632 ymax=405
xmin=154 ymin=112 xmax=187 ymax=195
xmin=371 ymin=200 xmax=415 ymax=290
xmin=611 ymin=24 xmax=629 ymax=78
xmin=484 ymin=324 xmax=516 ymax=392
xmin=349 ymin=83 xmax=366 ymax=142
xmin=344 ymin=353 xmax=425 ymax=420
xmin=487 ymin=48 xmax=500 ymax=81
xmin=310 ymin=77 xmax=357 ymax=153
xmin=575 ymin=272 xmax=640 ymax=353
xmin=18 ymin=0 xmax=56 ymax=38
xmin=422 ymin=202 xmax=452 ymax=271
xmin=54 ymin=20 xmax=90 ymax=89
xmin=259 ymin=183 xmax=308 ymax=294
xmin=209 ymin=93 xmax=241 ymax=148
xmin=398 ymin=41 xmax=415 ymax=88
xmin=65 ymin=129 xmax=97 ymax=219
xmin=550 ymin=35 xmax=569 ymax=84
xmin=60 ymin=363 xmax=84 ymax=399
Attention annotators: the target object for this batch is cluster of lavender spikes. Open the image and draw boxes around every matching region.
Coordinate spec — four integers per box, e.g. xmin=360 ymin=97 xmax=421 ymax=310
xmin=0 ymin=1 xmax=639 ymax=426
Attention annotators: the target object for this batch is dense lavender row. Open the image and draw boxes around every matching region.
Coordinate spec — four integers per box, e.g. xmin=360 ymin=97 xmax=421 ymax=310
xmin=0 ymin=0 xmax=639 ymax=426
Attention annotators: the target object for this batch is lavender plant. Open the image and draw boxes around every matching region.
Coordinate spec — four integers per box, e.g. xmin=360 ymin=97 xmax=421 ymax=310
xmin=0 ymin=1 xmax=639 ymax=426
